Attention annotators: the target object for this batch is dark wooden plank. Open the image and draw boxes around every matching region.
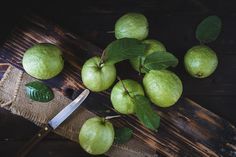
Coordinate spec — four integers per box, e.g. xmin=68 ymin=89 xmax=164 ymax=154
xmin=188 ymin=95 xmax=236 ymax=124
xmin=0 ymin=16 xmax=235 ymax=157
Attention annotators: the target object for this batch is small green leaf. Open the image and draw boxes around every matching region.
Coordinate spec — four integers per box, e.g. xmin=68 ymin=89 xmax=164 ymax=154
xmin=25 ymin=81 xmax=54 ymax=102
xmin=143 ymin=51 xmax=178 ymax=72
xmin=103 ymin=38 xmax=147 ymax=64
xmin=196 ymin=16 xmax=222 ymax=43
xmin=133 ymin=95 xmax=160 ymax=131
xmin=114 ymin=127 xmax=133 ymax=144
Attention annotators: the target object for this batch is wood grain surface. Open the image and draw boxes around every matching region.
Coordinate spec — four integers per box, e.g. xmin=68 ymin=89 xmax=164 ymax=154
xmin=0 ymin=15 xmax=235 ymax=157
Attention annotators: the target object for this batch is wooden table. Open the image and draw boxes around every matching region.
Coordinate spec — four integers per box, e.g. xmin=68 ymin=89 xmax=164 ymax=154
xmin=0 ymin=1 xmax=235 ymax=157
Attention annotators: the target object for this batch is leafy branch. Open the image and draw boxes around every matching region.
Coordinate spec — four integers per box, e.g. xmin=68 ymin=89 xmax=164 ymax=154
xmin=117 ymin=75 xmax=160 ymax=131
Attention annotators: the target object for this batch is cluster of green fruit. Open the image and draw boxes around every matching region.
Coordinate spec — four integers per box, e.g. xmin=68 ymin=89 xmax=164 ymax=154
xmin=80 ymin=13 xmax=221 ymax=155
xmin=21 ymin=13 xmax=221 ymax=155
xmin=82 ymin=13 xmax=183 ymax=108
xmin=80 ymin=13 xmax=182 ymax=155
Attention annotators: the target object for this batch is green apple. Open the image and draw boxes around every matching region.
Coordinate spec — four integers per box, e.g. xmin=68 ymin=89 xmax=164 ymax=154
xmin=22 ymin=43 xmax=64 ymax=80
xmin=111 ymin=79 xmax=144 ymax=114
xmin=115 ymin=12 xmax=149 ymax=40
xmin=79 ymin=117 xmax=114 ymax=155
xmin=143 ymin=70 xmax=183 ymax=107
xmin=81 ymin=57 xmax=116 ymax=92
xmin=130 ymin=39 xmax=166 ymax=73
xmin=184 ymin=45 xmax=218 ymax=78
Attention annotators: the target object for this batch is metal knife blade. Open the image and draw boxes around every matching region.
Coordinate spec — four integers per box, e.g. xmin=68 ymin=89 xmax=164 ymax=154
xmin=48 ymin=89 xmax=90 ymax=129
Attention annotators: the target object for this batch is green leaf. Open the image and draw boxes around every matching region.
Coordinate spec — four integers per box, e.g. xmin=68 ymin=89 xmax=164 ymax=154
xmin=25 ymin=81 xmax=54 ymax=102
xmin=133 ymin=95 xmax=160 ymax=131
xmin=103 ymin=38 xmax=147 ymax=64
xmin=196 ymin=16 xmax=222 ymax=43
xmin=143 ymin=51 xmax=178 ymax=72
xmin=114 ymin=127 xmax=133 ymax=144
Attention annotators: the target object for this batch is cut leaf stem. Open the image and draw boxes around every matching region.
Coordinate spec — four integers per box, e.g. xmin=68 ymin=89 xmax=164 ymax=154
xmin=106 ymin=30 xmax=115 ymax=33
xmin=105 ymin=115 xmax=122 ymax=120
xmin=99 ymin=50 xmax=106 ymax=65
xmin=117 ymin=76 xmax=132 ymax=98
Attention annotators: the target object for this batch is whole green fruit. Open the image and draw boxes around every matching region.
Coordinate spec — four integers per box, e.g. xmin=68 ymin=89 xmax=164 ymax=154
xmin=79 ymin=117 xmax=114 ymax=155
xmin=81 ymin=57 xmax=116 ymax=92
xmin=130 ymin=39 xmax=166 ymax=73
xmin=143 ymin=70 xmax=183 ymax=107
xmin=184 ymin=45 xmax=218 ymax=78
xmin=115 ymin=12 xmax=149 ymax=40
xmin=22 ymin=43 xmax=64 ymax=80
xmin=111 ymin=79 xmax=144 ymax=114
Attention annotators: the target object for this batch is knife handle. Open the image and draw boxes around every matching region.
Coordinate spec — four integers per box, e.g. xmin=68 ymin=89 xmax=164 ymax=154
xmin=16 ymin=124 xmax=53 ymax=157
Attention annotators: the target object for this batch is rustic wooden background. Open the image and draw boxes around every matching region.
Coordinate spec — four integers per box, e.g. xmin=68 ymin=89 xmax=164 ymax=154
xmin=0 ymin=0 xmax=235 ymax=157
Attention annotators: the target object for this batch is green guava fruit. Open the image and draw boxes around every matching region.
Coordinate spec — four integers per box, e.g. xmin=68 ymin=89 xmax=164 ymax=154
xmin=143 ymin=70 xmax=183 ymax=107
xmin=115 ymin=12 xmax=149 ymax=40
xmin=184 ymin=45 xmax=218 ymax=78
xmin=111 ymin=79 xmax=144 ymax=114
xmin=79 ymin=117 xmax=114 ymax=155
xmin=81 ymin=56 xmax=116 ymax=92
xmin=22 ymin=43 xmax=64 ymax=80
xmin=130 ymin=39 xmax=166 ymax=73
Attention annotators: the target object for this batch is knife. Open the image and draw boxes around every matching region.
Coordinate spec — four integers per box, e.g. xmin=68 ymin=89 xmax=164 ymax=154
xmin=16 ymin=89 xmax=90 ymax=157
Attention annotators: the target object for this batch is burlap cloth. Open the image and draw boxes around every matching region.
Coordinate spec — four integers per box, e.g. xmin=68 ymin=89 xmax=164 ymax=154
xmin=0 ymin=65 xmax=156 ymax=157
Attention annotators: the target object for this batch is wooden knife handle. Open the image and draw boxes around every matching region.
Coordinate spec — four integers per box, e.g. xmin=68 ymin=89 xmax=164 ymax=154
xmin=16 ymin=124 xmax=53 ymax=157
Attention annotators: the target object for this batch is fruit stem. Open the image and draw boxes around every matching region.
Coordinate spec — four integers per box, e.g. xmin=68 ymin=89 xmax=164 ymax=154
xmin=99 ymin=50 xmax=106 ymax=66
xmin=199 ymin=40 xmax=205 ymax=45
xmin=101 ymin=117 xmax=106 ymax=124
xmin=98 ymin=62 xmax=103 ymax=68
xmin=105 ymin=115 xmax=121 ymax=120
xmin=106 ymin=30 xmax=115 ymax=34
xmin=117 ymin=76 xmax=132 ymax=98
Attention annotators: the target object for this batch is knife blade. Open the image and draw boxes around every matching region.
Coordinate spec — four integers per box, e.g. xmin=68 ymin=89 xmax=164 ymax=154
xmin=16 ymin=89 xmax=90 ymax=157
xmin=48 ymin=89 xmax=90 ymax=129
